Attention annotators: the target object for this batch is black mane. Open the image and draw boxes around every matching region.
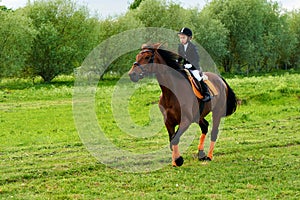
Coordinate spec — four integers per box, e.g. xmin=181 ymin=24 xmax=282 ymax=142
xmin=157 ymin=48 xmax=182 ymax=71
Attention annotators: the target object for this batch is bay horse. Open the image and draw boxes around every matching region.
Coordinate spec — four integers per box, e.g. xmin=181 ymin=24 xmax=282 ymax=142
xmin=128 ymin=43 xmax=237 ymax=167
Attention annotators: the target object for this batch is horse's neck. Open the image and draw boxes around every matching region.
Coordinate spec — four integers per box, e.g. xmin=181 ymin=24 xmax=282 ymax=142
xmin=154 ymin=54 xmax=181 ymax=100
xmin=159 ymin=84 xmax=173 ymax=98
xmin=156 ymin=72 xmax=177 ymax=100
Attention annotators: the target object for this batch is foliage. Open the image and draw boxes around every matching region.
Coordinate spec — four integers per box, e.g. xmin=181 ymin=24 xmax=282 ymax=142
xmin=131 ymin=0 xmax=191 ymax=29
xmin=95 ymin=13 xmax=144 ymax=78
xmin=204 ymin=0 xmax=300 ymax=73
xmin=129 ymin=0 xmax=144 ymax=10
xmin=0 ymin=5 xmax=12 ymax=11
xmin=0 ymin=9 xmax=36 ymax=79
xmin=24 ymin=0 xmax=99 ymax=82
xmin=191 ymin=8 xmax=229 ymax=65
xmin=0 ymin=73 xmax=299 ymax=198
xmin=287 ymin=10 xmax=300 ymax=67
xmin=0 ymin=0 xmax=300 ymax=80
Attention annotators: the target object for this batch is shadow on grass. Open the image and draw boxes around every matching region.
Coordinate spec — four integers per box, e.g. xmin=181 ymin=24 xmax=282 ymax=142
xmin=0 ymin=76 xmax=73 ymax=90
xmin=221 ymin=69 xmax=300 ymax=79
xmin=0 ymin=75 xmax=123 ymax=90
xmin=3 ymin=69 xmax=299 ymax=90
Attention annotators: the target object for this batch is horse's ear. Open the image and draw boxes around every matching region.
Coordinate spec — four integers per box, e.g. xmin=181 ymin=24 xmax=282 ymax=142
xmin=141 ymin=43 xmax=155 ymax=50
xmin=141 ymin=44 xmax=149 ymax=49
xmin=152 ymin=43 xmax=162 ymax=50
xmin=155 ymin=42 xmax=167 ymax=49
xmin=161 ymin=42 xmax=168 ymax=48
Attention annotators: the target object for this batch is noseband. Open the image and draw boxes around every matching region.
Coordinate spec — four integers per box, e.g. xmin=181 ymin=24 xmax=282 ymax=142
xmin=133 ymin=49 xmax=155 ymax=76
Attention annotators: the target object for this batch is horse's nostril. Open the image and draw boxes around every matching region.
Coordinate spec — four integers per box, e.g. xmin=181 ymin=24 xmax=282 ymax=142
xmin=129 ymin=72 xmax=139 ymax=82
xmin=129 ymin=72 xmax=136 ymax=78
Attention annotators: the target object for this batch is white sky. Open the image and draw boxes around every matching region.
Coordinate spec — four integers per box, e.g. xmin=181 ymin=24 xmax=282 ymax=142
xmin=1 ymin=0 xmax=300 ymax=18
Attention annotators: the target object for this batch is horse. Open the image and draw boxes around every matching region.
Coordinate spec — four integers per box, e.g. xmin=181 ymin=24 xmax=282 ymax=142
xmin=128 ymin=43 xmax=237 ymax=167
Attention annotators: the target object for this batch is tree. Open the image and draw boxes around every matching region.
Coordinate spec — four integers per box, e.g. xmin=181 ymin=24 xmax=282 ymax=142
xmin=287 ymin=10 xmax=300 ymax=68
xmin=24 ymin=0 xmax=99 ymax=82
xmin=191 ymin=9 xmax=229 ymax=68
xmin=129 ymin=0 xmax=144 ymax=10
xmin=132 ymin=0 xmax=167 ymax=27
xmin=0 ymin=5 xmax=12 ymax=12
xmin=205 ymin=0 xmax=292 ymax=73
xmin=0 ymin=8 xmax=35 ymax=78
xmin=95 ymin=12 xmax=144 ymax=78
xmin=132 ymin=0 xmax=192 ymax=29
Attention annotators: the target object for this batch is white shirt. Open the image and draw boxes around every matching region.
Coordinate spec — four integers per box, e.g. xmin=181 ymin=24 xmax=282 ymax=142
xmin=184 ymin=43 xmax=189 ymax=52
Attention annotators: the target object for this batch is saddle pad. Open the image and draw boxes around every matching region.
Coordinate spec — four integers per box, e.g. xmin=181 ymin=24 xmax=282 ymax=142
xmin=204 ymin=79 xmax=218 ymax=96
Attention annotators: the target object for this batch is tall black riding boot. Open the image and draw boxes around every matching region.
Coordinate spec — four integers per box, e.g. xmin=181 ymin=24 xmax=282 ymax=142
xmin=199 ymin=79 xmax=211 ymax=102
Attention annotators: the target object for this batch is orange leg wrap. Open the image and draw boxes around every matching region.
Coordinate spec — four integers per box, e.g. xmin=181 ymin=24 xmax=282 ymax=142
xmin=207 ymin=141 xmax=215 ymax=160
xmin=172 ymin=145 xmax=180 ymax=166
xmin=198 ymin=133 xmax=206 ymax=150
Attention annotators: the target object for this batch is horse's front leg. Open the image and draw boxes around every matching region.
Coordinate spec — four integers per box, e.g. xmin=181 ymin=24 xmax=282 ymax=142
xmin=163 ymin=119 xmax=180 ymax=167
xmin=171 ymin=145 xmax=183 ymax=167
xmin=170 ymin=120 xmax=191 ymax=167
xmin=165 ymin=123 xmax=183 ymax=167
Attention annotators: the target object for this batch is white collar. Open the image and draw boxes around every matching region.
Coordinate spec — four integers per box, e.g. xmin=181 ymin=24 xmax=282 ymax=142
xmin=184 ymin=43 xmax=189 ymax=52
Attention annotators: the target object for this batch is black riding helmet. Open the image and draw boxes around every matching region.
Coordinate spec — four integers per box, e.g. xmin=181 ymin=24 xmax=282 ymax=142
xmin=178 ymin=27 xmax=193 ymax=37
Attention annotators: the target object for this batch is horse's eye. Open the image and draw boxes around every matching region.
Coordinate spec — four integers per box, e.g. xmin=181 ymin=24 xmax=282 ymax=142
xmin=145 ymin=56 xmax=150 ymax=60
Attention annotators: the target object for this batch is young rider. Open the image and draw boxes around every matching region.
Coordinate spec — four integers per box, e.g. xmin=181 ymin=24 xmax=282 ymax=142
xmin=177 ymin=27 xmax=211 ymax=102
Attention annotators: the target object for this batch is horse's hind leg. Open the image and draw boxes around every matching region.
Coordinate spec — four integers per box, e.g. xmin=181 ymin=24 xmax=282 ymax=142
xmin=198 ymin=119 xmax=209 ymax=160
xmin=207 ymin=114 xmax=222 ymax=160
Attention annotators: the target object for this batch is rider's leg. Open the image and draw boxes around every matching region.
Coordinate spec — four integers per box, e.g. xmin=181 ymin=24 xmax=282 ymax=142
xmin=191 ymin=70 xmax=211 ymax=102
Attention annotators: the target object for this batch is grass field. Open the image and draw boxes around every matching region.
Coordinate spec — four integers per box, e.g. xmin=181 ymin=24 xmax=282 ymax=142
xmin=0 ymin=72 xmax=299 ymax=199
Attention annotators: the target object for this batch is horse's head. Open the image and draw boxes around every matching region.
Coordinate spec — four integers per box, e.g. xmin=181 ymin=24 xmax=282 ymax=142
xmin=128 ymin=43 xmax=162 ymax=82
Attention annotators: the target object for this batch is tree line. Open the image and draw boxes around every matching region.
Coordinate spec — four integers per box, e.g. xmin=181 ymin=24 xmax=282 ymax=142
xmin=0 ymin=0 xmax=299 ymax=82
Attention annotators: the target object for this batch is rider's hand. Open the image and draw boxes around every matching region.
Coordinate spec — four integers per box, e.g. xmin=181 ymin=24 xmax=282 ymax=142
xmin=184 ymin=64 xmax=192 ymax=69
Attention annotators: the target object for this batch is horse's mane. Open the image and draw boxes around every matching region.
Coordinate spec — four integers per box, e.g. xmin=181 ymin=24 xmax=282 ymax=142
xmin=156 ymin=48 xmax=182 ymax=71
xmin=141 ymin=44 xmax=186 ymax=80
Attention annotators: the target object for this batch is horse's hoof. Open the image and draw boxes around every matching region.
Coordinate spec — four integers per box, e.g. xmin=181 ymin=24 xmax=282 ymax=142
xmin=199 ymin=156 xmax=207 ymax=161
xmin=198 ymin=150 xmax=206 ymax=161
xmin=175 ymin=156 xmax=184 ymax=167
xmin=199 ymin=156 xmax=212 ymax=162
xmin=205 ymin=156 xmax=212 ymax=161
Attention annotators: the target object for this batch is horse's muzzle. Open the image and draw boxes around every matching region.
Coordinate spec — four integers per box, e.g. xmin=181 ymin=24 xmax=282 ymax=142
xmin=129 ymin=72 xmax=140 ymax=82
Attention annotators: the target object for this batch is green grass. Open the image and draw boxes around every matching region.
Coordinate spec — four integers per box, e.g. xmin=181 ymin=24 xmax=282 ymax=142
xmin=0 ymin=73 xmax=299 ymax=199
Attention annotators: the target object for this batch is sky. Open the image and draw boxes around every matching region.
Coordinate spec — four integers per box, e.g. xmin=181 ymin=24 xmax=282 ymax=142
xmin=1 ymin=0 xmax=300 ymax=18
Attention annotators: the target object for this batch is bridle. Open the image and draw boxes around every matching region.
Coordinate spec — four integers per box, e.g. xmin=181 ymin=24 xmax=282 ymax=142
xmin=133 ymin=49 xmax=155 ymax=76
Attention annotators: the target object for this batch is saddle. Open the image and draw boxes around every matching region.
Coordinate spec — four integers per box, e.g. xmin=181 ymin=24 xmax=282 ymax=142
xmin=183 ymin=69 xmax=218 ymax=99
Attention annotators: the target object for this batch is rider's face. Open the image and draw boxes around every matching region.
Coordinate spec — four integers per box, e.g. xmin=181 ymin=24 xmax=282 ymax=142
xmin=179 ymin=34 xmax=189 ymax=45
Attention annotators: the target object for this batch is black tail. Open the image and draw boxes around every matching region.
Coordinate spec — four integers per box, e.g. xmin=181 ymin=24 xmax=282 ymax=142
xmin=221 ymin=77 xmax=237 ymax=116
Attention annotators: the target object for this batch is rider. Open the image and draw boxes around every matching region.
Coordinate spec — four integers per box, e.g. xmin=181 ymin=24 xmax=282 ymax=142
xmin=177 ymin=27 xmax=211 ymax=102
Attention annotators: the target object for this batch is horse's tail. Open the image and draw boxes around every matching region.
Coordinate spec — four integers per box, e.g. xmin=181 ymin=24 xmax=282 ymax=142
xmin=221 ymin=77 xmax=237 ymax=116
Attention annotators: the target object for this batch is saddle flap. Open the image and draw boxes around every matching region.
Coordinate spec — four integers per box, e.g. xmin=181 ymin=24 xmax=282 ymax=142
xmin=184 ymin=69 xmax=218 ymax=99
